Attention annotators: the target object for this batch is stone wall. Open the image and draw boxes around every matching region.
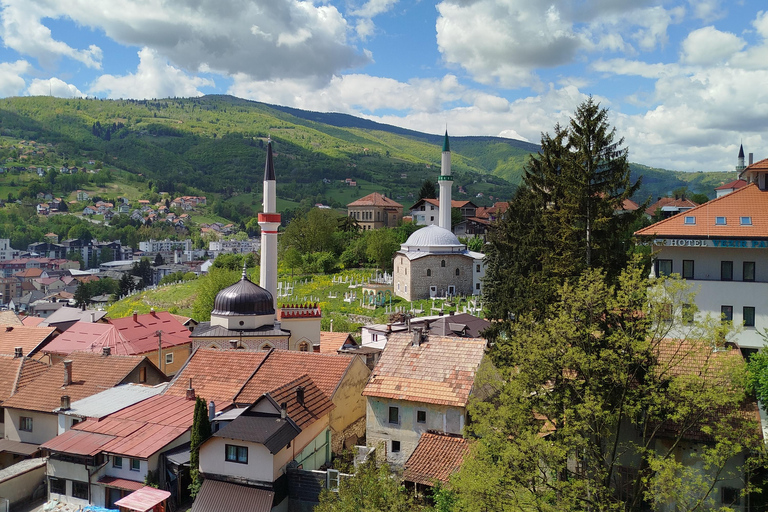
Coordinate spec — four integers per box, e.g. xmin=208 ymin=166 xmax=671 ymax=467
xmin=395 ymin=253 xmax=474 ymax=301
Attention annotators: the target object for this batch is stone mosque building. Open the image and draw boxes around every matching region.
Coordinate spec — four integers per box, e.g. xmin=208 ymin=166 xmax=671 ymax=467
xmin=191 ymin=140 xmax=321 ymax=352
xmin=393 ymin=132 xmax=486 ymax=301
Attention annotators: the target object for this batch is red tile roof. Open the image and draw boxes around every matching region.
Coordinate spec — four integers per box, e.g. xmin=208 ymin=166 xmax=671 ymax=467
xmin=362 ymin=333 xmax=486 ymax=407
xmin=0 ymin=325 xmax=57 ymax=357
xmin=645 ymin=196 xmax=699 ymax=216
xmin=21 ymin=316 xmax=45 ymax=327
xmin=2 ymin=352 xmax=148 ymax=412
xmin=0 ymin=355 xmax=47 ymax=402
xmin=267 ymin=375 xmax=334 ymax=429
xmin=347 ymin=192 xmax=403 ymax=208
xmin=403 ymin=432 xmax=470 ymax=485
xmin=635 ymin=183 xmax=767 ymax=238
xmin=715 ymin=179 xmax=747 ymax=191
xmin=319 ymin=331 xmax=356 ymax=354
xmin=0 ymin=311 xmax=24 ymax=326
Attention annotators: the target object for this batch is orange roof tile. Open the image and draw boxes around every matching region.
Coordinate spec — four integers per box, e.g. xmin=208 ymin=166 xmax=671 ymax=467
xmin=267 ymin=375 xmax=335 ymax=429
xmin=0 ymin=355 xmax=24 ymax=402
xmin=635 ymin=183 xmax=768 ymax=238
xmin=0 ymin=325 xmax=57 ymax=357
xmin=2 ymin=352 xmax=148 ymax=412
xmin=319 ymin=331 xmax=355 ymax=354
xmin=0 ymin=311 xmax=24 ymax=326
xmin=715 ymin=179 xmax=747 ymax=191
xmin=347 ymin=192 xmax=403 ymax=208
xmin=403 ymin=432 xmax=470 ymax=485
xmin=362 ymin=333 xmax=486 ymax=407
xmin=21 ymin=316 xmax=44 ymax=327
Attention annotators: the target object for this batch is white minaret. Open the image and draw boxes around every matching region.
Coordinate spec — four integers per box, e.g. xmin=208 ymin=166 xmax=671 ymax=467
xmin=259 ymin=140 xmax=280 ymax=310
xmin=438 ymin=130 xmax=453 ymax=231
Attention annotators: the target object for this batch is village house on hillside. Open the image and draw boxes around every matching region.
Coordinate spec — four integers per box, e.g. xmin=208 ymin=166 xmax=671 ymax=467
xmin=347 ymin=192 xmax=403 ymax=230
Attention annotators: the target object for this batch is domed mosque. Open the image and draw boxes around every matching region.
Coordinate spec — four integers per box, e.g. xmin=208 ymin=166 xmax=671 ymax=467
xmin=191 ymin=141 xmax=321 ymax=352
xmin=393 ymin=132 xmax=485 ymax=301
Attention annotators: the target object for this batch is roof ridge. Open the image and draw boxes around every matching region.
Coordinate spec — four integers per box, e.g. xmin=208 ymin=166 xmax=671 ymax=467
xmin=233 ymin=348 xmax=274 ymax=402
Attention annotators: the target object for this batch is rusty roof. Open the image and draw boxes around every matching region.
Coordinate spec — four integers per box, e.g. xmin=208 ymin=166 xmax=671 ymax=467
xmin=97 ymin=476 xmax=145 ymax=492
xmin=347 ymin=192 xmax=403 ymax=208
xmin=362 ymin=333 xmax=486 ymax=407
xmin=636 ymin=184 xmax=768 ymax=238
xmin=0 ymin=325 xmax=57 ymax=357
xmin=403 ymin=432 xmax=470 ymax=485
xmin=2 ymin=352 xmax=147 ymax=412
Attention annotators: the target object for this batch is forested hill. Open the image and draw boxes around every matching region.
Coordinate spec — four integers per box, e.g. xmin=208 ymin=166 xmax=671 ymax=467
xmin=0 ymin=95 xmax=736 ymax=214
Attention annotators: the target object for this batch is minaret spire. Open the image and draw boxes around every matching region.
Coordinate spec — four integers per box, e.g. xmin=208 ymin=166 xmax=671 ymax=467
xmin=258 ymin=140 xmax=280 ymax=310
xmin=438 ymin=129 xmax=453 ymax=231
xmin=737 ymin=143 xmax=746 ymax=172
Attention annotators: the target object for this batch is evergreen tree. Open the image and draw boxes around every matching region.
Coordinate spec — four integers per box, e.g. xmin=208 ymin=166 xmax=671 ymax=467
xmin=189 ymin=396 xmax=211 ymax=499
xmin=484 ymin=98 xmax=644 ymax=320
xmin=418 ymin=179 xmax=437 ymax=200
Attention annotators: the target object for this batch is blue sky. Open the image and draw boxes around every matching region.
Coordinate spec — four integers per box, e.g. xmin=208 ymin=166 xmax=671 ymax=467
xmin=1 ymin=0 xmax=767 ymax=173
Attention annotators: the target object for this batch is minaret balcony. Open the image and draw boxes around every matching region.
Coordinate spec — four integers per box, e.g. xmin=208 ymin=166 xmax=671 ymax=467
xmin=437 ymin=176 xmax=453 ymax=181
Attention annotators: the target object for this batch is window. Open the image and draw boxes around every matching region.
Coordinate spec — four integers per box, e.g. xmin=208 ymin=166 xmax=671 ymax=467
xmin=476 ymin=283 xmax=481 ymax=290
xmin=682 ymin=260 xmax=694 ymax=279
xmin=165 ymin=353 xmax=173 ymax=365
xmin=682 ymin=303 xmax=695 ymax=324
xmin=684 ymin=216 xmax=696 ymax=225
xmin=113 ymin=456 xmax=123 ymax=469
xmin=721 ymin=487 xmax=741 ymax=506
xmin=715 ymin=216 xmax=727 ymax=225
xmin=426 ymin=269 xmax=431 ymax=277
xmin=417 ymin=410 xmax=426 ymax=424
xmin=476 ymin=264 xmax=480 ymax=272
xmin=744 ymin=307 xmax=756 ymax=327
xmin=441 ymin=260 xmax=445 ymax=267
xmin=225 ymin=444 xmax=248 ymax=464
xmin=19 ymin=416 xmax=32 ymax=432
xmin=744 ymin=261 xmax=756 ymax=282
xmin=298 ymin=341 xmax=309 ymax=352
xmin=391 ymin=440 xmax=401 ymax=453
xmin=388 ymin=406 xmax=399 ymax=424
xmin=139 ymin=366 xmax=146 ymax=383
xmin=261 ymin=343 xmax=273 ymax=350
xmin=741 ymin=216 xmax=753 ymax=225
xmin=656 ymin=259 xmax=672 ymax=277
xmin=455 ymin=268 xmax=460 ymax=276
xmin=721 ymin=261 xmax=733 ymax=281
xmin=72 ymin=480 xmax=88 ymax=500
xmin=50 ymin=477 xmax=65 ymax=495
xmin=130 ymin=458 xmax=141 ymax=471
xmin=721 ymin=305 xmax=733 ymax=323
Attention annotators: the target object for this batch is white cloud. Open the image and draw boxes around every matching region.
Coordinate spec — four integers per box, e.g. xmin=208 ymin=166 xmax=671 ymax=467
xmin=89 ymin=48 xmax=214 ymax=99
xmin=27 ymin=78 xmax=84 ymax=98
xmin=630 ymin=6 xmax=685 ymax=51
xmin=5 ymin=0 xmax=368 ymax=83
xmin=0 ymin=60 xmax=31 ymax=96
xmin=0 ymin=2 xmax=102 ymax=68
xmin=681 ymin=26 xmax=745 ymax=65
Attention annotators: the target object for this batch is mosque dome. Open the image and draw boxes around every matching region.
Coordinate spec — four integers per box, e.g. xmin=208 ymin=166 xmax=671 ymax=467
xmin=403 ymin=225 xmax=463 ymax=249
xmin=211 ymin=268 xmax=275 ymax=316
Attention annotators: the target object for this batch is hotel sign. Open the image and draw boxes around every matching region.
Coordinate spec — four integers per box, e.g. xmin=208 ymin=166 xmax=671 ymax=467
xmin=654 ymin=239 xmax=768 ymax=248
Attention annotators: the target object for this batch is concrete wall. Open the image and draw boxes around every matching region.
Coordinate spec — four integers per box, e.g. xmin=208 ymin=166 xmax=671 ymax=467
xmin=4 ymin=409 xmax=57 ymax=445
xmin=365 ymin=397 xmax=465 ymax=467
xmin=0 ymin=459 xmax=45 ymax=507
xmin=47 ymin=458 xmax=90 ymax=508
xmin=281 ymin=317 xmax=321 ymax=350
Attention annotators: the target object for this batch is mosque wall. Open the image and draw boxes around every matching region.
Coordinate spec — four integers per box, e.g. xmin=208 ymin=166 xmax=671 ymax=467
xmin=394 ymin=254 xmax=473 ymax=301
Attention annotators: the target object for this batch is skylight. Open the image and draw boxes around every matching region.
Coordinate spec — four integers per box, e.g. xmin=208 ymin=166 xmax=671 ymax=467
xmin=684 ymin=216 xmax=696 ymax=225
xmin=715 ymin=216 xmax=727 ymax=225
xmin=741 ymin=216 xmax=753 ymax=225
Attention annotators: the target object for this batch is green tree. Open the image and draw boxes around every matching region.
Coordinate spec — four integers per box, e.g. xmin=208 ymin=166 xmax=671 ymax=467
xmin=484 ymin=98 xmax=644 ymax=320
xmin=283 ymin=246 xmax=302 ymax=276
xmin=316 ymin=458 xmax=416 ymax=512
xmin=365 ymin=228 xmax=400 ymax=270
xmin=454 ymin=264 xmax=762 ymax=512
xmin=191 ymin=267 xmax=240 ymax=321
xmin=418 ymin=180 xmax=437 ymax=200
xmin=73 ymin=281 xmax=92 ymax=308
xmin=189 ymin=396 xmax=211 ymax=499
xmin=153 ymin=253 xmax=165 ymax=266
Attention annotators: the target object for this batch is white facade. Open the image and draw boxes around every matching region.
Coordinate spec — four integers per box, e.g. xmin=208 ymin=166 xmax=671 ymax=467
xmin=410 ymin=202 xmax=439 ymax=226
xmin=138 ymin=238 xmax=193 ymax=252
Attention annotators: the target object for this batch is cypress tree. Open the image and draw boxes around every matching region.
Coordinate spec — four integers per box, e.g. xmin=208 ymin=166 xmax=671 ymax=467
xmin=189 ymin=396 xmax=211 ymax=498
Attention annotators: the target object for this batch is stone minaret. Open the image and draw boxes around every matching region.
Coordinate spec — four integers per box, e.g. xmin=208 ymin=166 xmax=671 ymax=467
xmin=259 ymin=140 xmax=280 ymax=309
xmin=438 ymin=130 xmax=453 ymax=231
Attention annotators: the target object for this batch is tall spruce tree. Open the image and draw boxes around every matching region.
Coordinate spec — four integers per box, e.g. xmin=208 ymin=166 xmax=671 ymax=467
xmin=484 ymin=98 xmax=644 ymax=321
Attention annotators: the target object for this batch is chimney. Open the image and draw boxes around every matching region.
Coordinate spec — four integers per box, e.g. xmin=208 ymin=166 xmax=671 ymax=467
xmin=208 ymin=400 xmax=215 ymax=422
xmin=186 ymin=378 xmax=195 ymax=400
xmin=90 ymin=312 xmax=95 ymax=322
xmin=386 ymin=324 xmax=392 ymax=333
xmin=449 ymin=310 xmax=454 ymax=316
xmin=296 ymin=386 xmax=305 ymax=406
xmin=229 ymin=340 xmax=238 ymax=349
xmin=13 ymin=346 xmax=22 ymax=358
xmin=150 ymin=308 xmax=156 ymax=316
xmin=750 ymin=153 xmax=754 ymax=165
xmin=60 ymin=395 xmax=70 ymax=411
xmin=102 ymin=346 xmax=111 ymax=356
xmin=280 ymin=402 xmax=287 ymax=419
xmin=411 ymin=328 xmax=422 ymax=347
xmin=63 ymin=360 xmax=73 ymax=386
xmin=133 ymin=311 xmax=138 ymax=322
xmin=81 ymin=303 xmax=86 ymax=311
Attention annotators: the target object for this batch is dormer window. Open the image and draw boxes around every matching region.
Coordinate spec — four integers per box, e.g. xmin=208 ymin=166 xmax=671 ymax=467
xmin=741 ymin=216 xmax=752 ymax=225
xmin=684 ymin=216 xmax=696 ymax=225
xmin=715 ymin=216 xmax=727 ymax=225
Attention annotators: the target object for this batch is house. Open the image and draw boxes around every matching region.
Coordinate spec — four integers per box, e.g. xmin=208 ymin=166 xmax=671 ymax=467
xmin=362 ymin=331 xmax=487 ymax=466
xmin=41 ymin=393 xmax=196 ymax=509
xmin=715 ymin=179 xmax=748 ymax=198
xmin=35 ymin=306 xmax=107 ymax=332
xmin=402 ymin=432 xmax=469 ymax=492
xmin=347 ymin=193 xmax=403 ymax=230
xmin=165 ymin=347 xmax=371 ymax=453
xmin=635 ymin=155 xmax=768 ymax=351
xmin=0 ymin=325 xmax=57 ymax=358
xmin=645 ymin=196 xmax=699 ymax=220
xmin=2 ymin=352 xmax=166 ymax=452
xmin=409 ymin=199 xmax=478 ymax=228
xmin=194 ymin=374 xmax=334 ymax=511
xmin=76 ymin=190 xmax=89 ymax=201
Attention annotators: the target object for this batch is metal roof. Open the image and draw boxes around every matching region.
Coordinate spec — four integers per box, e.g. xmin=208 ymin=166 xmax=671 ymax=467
xmin=0 ymin=439 xmax=40 ymax=456
xmin=97 ymin=476 xmax=145 ymax=491
xmin=190 ymin=479 xmax=273 ymax=512
xmin=56 ymin=383 xmax=166 ymax=417
xmin=41 ymin=429 xmax=114 ymax=456
xmin=115 ymin=486 xmax=171 ymax=511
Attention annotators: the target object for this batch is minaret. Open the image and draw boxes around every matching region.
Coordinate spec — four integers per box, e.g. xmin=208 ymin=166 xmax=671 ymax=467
xmin=737 ymin=144 xmax=746 ymax=172
xmin=258 ymin=140 xmax=280 ymax=310
xmin=438 ymin=130 xmax=453 ymax=231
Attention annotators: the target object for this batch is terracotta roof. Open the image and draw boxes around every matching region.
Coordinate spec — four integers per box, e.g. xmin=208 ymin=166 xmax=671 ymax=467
xmin=0 ymin=355 xmax=47 ymax=402
xmin=14 ymin=268 xmax=43 ymax=278
xmin=645 ymin=196 xmax=699 ymax=216
xmin=403 ymin=432 xmax=470 ymax=485
xmin=635 ymin=184 xmax=768 ymax=238
xmin=0 ymin=311 xmax=23 ymax=326
xmin=21 ymin=316 xmax=45 ymax=327
xmin=319 ymin=331 xmax=356 ymax=354
xmin=715 ymin=179 xmax=748 ymax=191
xmin=266 ymin=374 xmax=335 ymax=429
xmin=108 ymin=311 xmax=192 ymax=353
xmin=0 ymin=325 xmax=57 ymax=357
xmin=347 ymin=192 xmax=403 ymax=208
xmin=362 ymin=333 xmax=486 ymax=407
xmin=621 ymin=198 xmax=640 ymax=211
xmin=2 ymin=352 xmax=148 ymax=412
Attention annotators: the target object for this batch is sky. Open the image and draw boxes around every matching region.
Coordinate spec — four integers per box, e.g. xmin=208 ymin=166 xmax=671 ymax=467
xmin=0 ymin=0 xmax=767 ymax=173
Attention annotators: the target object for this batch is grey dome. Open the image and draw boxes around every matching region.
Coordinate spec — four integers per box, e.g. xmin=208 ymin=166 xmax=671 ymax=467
xmin=211 ymin=271 xmax=275 ymax=316
xmin=403 ymin=225 xmax=463 ymax=248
